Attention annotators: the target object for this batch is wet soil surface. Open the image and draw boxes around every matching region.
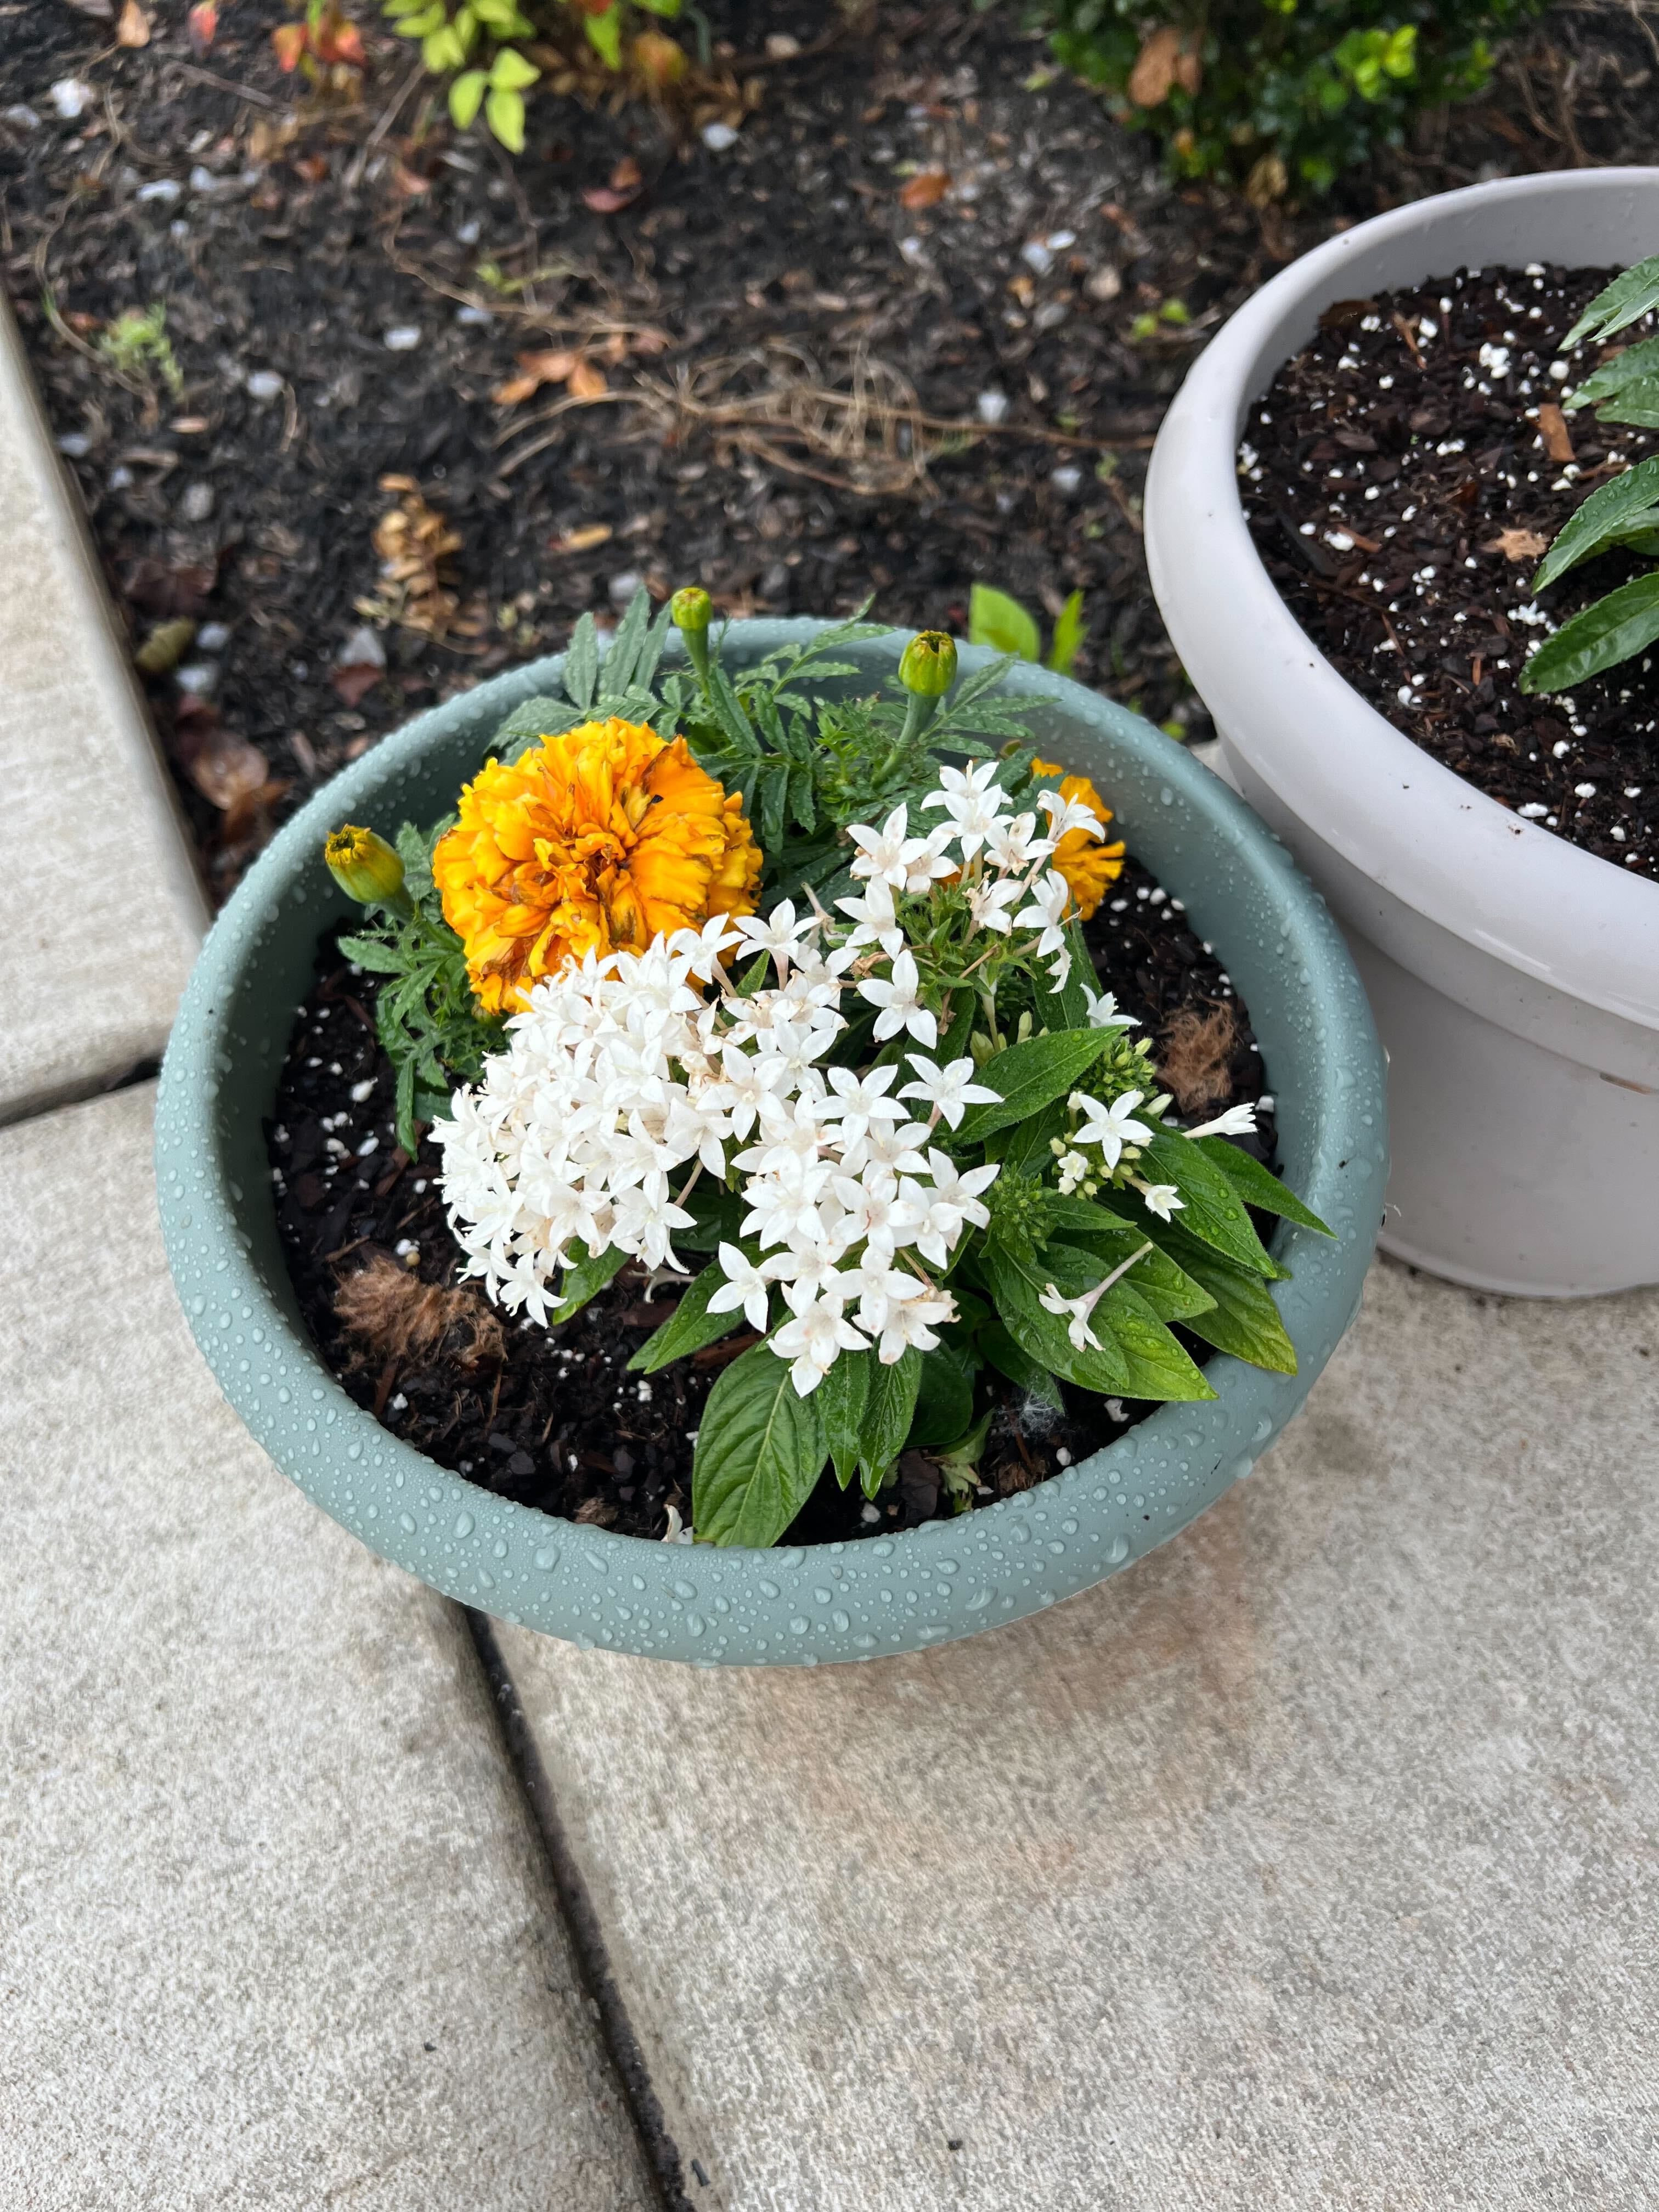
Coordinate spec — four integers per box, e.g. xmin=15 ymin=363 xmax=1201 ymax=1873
xmin=4 ymin=3 xmax=1656 ymax=899
xmin=269 ymin=851 xmax=1276 ymax=1544
xmin=1242 ymin=263 xmax=1657 ymax=879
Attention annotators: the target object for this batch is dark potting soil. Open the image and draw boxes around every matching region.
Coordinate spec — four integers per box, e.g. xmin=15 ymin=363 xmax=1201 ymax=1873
xmin=8 ymin=0 xmax=1658 ymax=902
xmin=1241 ymin=262 xmax=1659 ymax=882
xmin=267 ymin=853 xmax=1277 ymax=1546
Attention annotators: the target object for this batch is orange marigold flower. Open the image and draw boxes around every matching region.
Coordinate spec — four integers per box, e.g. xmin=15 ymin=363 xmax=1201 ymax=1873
xmin=1031 ymin=757 xmax=1127 ymax=921
xmin=433 ymin=717 xmax=763 ymax=1015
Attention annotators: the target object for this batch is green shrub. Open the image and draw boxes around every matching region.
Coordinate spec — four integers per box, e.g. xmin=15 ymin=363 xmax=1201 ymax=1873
xmin=1023 ymin=0 xmax=1543 ymax=196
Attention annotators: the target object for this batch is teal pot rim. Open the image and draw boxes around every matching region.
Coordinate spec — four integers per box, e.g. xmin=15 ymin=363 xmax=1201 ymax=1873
xmin=155 ymin=623 xmax=1386 ymax=1667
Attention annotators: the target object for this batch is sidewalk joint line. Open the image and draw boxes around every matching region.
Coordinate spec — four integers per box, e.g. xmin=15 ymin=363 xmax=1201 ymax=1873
xmin=466 ymin=1609 xmax=698 ymax=2212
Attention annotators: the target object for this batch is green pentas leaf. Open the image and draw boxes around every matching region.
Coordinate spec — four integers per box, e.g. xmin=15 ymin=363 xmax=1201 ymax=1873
xmin=1171 ymin=1244 xmax=1299 ymax=1374
xmin=1563 ymin=253 xmax=1659 ymax=349
xmin=1047 ymin=1195 xmax=1217 ymax=1323
xmin=1137 ymin=1129 xmax=1274 ymax=1274
xmin=1091 ymin=1278 xmax=1216 ymax=1400
xmin=628 ymin=1266 xmax=742 ymax=1374
xmin=1532 ymin=454 xmax=1659 ymax=591
xmin=1519 ymin=571 xmax=1659 ymax=695
xmin=910 ymin=1341 xmax=976 ymax=1448
xmin=954 ymin=1029 xmax=1113 ymax=1143
xmin=818 ymin=1348 xmax=871 ymax=1489
xmin=857 ymin=1347 xmax=923 ymax=1498
xmin=968 ymin=583 xmax=1042 ymax=663
xmin=983 ymin=1235 xmax=1130 ymax=1393
xmin=546 ymin=1244 xmax=629 ymax=1328
xmin=693 ymin=1344 xmax=826 ymax=1548
xmin=1193 ymin=1138 xmax=1333 ymax=1235
xmin=582 ymin=3 xmax=623 ymax=67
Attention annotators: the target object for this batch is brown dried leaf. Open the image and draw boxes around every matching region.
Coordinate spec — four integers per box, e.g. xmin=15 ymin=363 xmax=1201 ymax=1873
xmin=184 ymin=726 xmax=271 ymax=810
xmin=567 ymin=358 xmax=608 ymax=400
xmin=115 ymin=0 xmax=151 ymax=45
xmin=1127 ymin=25 xmax=1184 ymax=108
xmin=899 ymin=169 xmax=949 ymax=210
xmin=1537 ymin=403 xmax=1575 ymax=464
xmin=550 ymin=523 xmax=613 ymax=554
xmin=329 ymin=661 xmax=383 ymax=707
xmin=1485 ymin=527 xmax=1549 ymax=562
xmin=492 ymin=348 xmax=578 ymax=405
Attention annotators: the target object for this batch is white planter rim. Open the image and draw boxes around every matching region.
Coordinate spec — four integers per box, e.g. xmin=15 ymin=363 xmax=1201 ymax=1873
xmin=1146 ymin=168 xmax=1659 ymax=1037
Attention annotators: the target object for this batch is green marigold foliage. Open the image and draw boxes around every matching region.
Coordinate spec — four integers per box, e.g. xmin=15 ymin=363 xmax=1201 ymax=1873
xmin=1028 ymin=0 xmax=1542 ymax=195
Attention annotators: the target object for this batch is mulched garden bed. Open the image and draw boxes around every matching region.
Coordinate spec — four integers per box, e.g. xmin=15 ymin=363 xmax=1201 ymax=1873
xmin=269 ymin=849 xmax=1276 ymax=1545
xmin=1241 ymin=262 xmax=1657 ymax=880
xmin=4 ymin=1 xmax=1657 ymax=900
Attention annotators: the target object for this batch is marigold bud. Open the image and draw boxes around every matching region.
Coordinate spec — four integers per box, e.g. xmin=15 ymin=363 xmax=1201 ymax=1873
xmin=899 ymin=629 xmax=957 ymax=697
xmin=670 ymin=586 xmax=712 ymax=634
xmin=326 ymin=824 xmax=407 ymax=910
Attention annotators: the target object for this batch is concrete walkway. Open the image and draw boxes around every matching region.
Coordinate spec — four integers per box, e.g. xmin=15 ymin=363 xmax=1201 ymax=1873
xmin=2 ymin=290 xmax=1657 ymax=2211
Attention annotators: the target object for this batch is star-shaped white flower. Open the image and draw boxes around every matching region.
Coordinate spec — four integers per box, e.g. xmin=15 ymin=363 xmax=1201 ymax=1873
xmin=964 ymin=872 xmax=1026 ymax=935
xmin=899 ymin=1053 xmax=1001 ymax=1130
xmin=707 ymin=1242 xmax=776 ymax=1334
xmin=847 ymin=804 xmax=941 ymax=890
xmin=731 ymin=898 xmax=818 ymax=981
xmin=1071 ymin=1088 xmax=1154 ymax=1171
xmin=901 ymin=1149 xmax=1000 ymax=1265
xmin=771 ymin=1294 xmax=870 ymax=1396
xmin=1132 ymin=1179 xmax=1184 ymax=1221
xmin=1037 ymin=786 xmax=1104 ymax=843
xmin=857 ymin=950 xmax=938 ymax=1048
xmin=819 ymin=1061 xmax=906 ymax=1144
xmin=872 ymin=1287 xmax=953 ymax=1364
xmin=922 ymin=759 xmax=1009 ymax=858
xmin=834 ymin=876 xmax=904 ymax=958
xmin=1081 ymin=985 xmax=1138 ymax=1031
xmin=1014 ymin=867 xmax=1072 ymax=963
xmin=983 ymin=808 xmax=1053 ymax=877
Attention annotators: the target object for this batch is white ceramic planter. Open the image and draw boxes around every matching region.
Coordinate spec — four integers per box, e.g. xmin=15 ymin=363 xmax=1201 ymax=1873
xmin=1147 ymin=169 xmax=1659 ymax=1297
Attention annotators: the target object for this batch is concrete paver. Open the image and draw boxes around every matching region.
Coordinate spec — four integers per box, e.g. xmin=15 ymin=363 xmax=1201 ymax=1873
xmin=0 ymin=301 xmax=205 ymax=1124
xmin=0 ymin=1084 xmax=656 ymax=2212
xmin=496 ymin=1260 xmax=1659 ymax=2211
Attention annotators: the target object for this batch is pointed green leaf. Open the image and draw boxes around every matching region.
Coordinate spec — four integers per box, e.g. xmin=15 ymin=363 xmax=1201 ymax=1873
xmin=818 ymin=1347 xmax=871 ymax=1489
xmin=336 ymin=931 xmax=408 ymax=974
xmin=628 ymin=1265 xmax=742 ymax=1373
xmin=693 ymin=1344 xmax=826 ymax=1548
xmin=857 ymin=1347 xmax=923 ymax=1497
xmin=1562 ymin=253 xmax=1659 ymax=349
xmin=1563 ymin=334 xmax=1659 ymax=413
xmin=1532 ymin=454 xmax=1659 ymax=590
xmin=1520 ymin=569 xmax=1659 ymax=695
xmin=1138 ymin=1129 xmax=1274 ymax=1273
xmin=546 ymin=1244 xmax=628 ymax=1327
xmin=968 ymin=583 xmax=1042 ymax=664
xmin=1092 ymin=1280 xmax=1217 ymax=1400
xmin=1172 ymin=1245 xmax=1299 ymax=1374
xmin=602 ymin=586 xmax=652 ymax=695
xmin=484 ymin=83 xmax=522 ymax=150
xmin=489 ymin=43 xmax=539 ymax=89
xmin=562 ymin=614 xmax=599 ymax=708
xmin=910 ymin=1342 xmax=975 ymax=1448
xmin=953 ymin=1029 xmax=1112 ymax=1144
xmin=1194 ymin=1137 xmax=1333 ymax=1235
xmin=1045 ymin=589 xmax=1087 ymax=676
xmin=983 ymin=1237 xmax=1131 ymax=1394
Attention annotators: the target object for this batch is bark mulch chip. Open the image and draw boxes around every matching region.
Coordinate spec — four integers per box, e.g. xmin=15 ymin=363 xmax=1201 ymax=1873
xmin=268 ymin=854 xmax=1277 ymax=1548
xmin=1241 ymin=262 xmax=1658 ymax=881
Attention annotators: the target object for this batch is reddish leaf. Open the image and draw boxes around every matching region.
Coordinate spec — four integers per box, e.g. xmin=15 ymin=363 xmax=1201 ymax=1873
xmin=272 ymin=21 xmax=306 ymax=70
xmin=124 ymin=557 xmax=219 ymax=617
xmin=329 ymin=661 xmax=383 ymax=707
xmin=177 ymin=720 xmax=272 ymax=810
xmin=583 ymin=156 xmax=644 ymax=213
xmin=186 ymin=1 xmax=217 ymax=53
xmin=899 ymin=170 xmax=949 ymax=210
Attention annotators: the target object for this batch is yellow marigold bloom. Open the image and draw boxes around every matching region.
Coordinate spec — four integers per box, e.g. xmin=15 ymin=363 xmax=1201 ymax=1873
xmin=433 ymin=718 xmax=762 ymax=1015
xmin=1031 ymin=758 xmax=1127 ymax=921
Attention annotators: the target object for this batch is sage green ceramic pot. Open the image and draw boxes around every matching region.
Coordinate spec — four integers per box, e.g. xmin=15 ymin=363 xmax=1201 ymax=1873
xmin=156 ymin=625 xmax=1386 ymax=1666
